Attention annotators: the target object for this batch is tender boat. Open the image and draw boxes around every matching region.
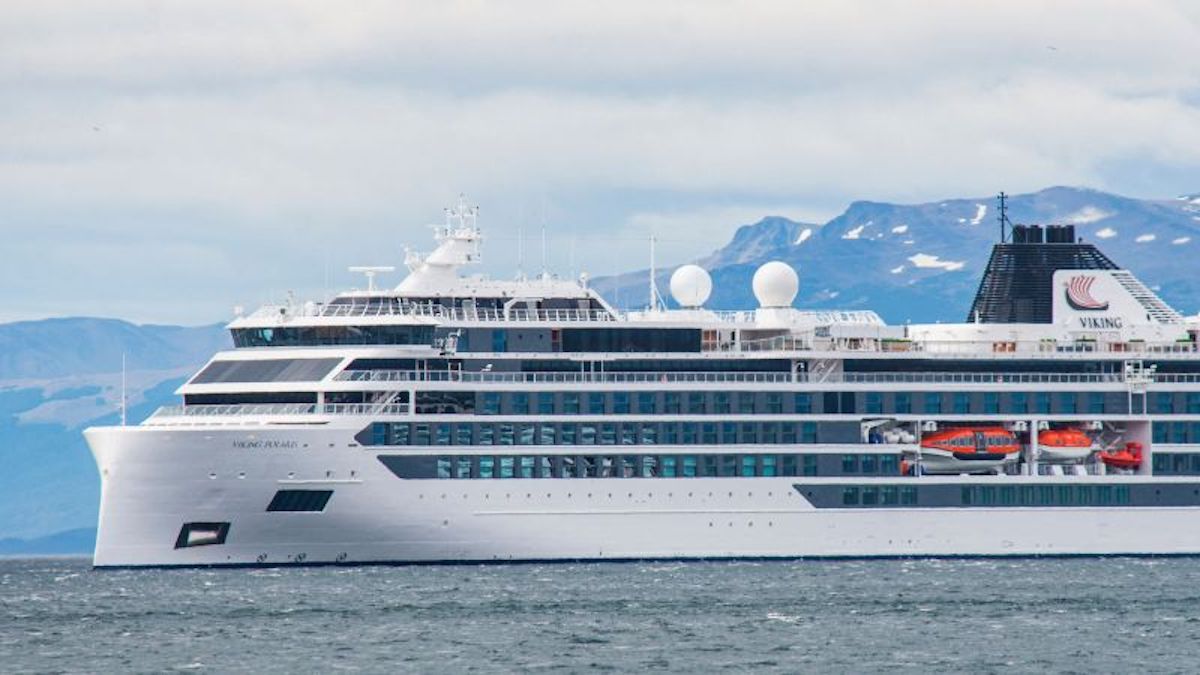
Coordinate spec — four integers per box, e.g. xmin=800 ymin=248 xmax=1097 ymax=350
xmin=1099 ymin=442 xmax=1144 ymax=471
xmin=1036 ymin=428 xmax=1097 ymax=463
xmin=912 ymin=427 xmax=1021 ymax=474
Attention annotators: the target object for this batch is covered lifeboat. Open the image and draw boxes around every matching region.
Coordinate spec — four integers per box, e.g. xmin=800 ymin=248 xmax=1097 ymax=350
xmin=914 ymin=427 xmax=1020 ymax=474
xmin=1036 ymin=428 xmax=1097 ymax=463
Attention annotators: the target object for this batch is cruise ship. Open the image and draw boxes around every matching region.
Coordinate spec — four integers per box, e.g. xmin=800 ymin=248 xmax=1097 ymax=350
xmin=85 ymin=197 xmax=1200 ymax=567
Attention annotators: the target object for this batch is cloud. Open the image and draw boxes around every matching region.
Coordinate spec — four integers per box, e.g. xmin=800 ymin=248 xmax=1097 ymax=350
xmin=0 ymin=1 xmax=1198 ymax=322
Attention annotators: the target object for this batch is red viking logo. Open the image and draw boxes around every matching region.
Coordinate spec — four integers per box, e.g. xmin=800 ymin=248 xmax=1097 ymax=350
xmin=1065 ymin=275 xmax=1109 ymax=311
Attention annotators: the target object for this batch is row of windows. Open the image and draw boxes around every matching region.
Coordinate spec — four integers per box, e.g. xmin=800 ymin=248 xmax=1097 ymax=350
xmin=957 ymin=484 xmax=1131 ymax=507
xmin=838 ymin=485 xmax=920 ymax=506
xmin=1152 ymin=453 xmax=1200 ymax=476
xmin=422 ymin=453 xmax=899 ymax=479
xmin=414 ymin=390 xmax=1200 ymax=416
xmin=231 ymin=325 xmax=435 ymax=348
xmin=367 ymin=421 xmax=823 ymax=447
xmin=833 ymin=484 xmax=1134 ymax=507
xmin=1152 ymin=424 xmax=1200 ymax=445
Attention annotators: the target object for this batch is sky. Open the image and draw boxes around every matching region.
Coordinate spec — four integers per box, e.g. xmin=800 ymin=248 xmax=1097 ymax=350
xmin=1 ymin=1 xmax=1199 ymax=324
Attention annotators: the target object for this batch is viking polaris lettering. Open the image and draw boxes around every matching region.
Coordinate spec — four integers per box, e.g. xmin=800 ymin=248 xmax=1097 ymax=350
xmin=83 ymin=202 xmax=1200 ymax=567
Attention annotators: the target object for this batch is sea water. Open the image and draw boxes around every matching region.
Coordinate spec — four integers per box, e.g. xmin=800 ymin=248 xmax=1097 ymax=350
xmin=2 ymin=557 xmax=1200 ymax=672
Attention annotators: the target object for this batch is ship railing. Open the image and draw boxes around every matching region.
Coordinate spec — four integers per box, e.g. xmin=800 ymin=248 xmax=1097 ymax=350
xmin=331 ymin=369 xmax=1175 ymax=385
xmin=335 ymin=370 xmax=797 ymax=384
xmin=251 ymin=302 xmax=622 ymax=323
xmin=320 ymin=403 xmax=410 ymax=415
xmin=147 ymin=402 xmax=410 ymax=419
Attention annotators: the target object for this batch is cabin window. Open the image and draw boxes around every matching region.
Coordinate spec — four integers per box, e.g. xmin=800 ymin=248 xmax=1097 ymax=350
xmin=1009 ymin=392 xmax=1028 ymax=414
xmin=1059 ymin=393 xmax=1078 ymax=414
xmin=613 ymin=392 xmax=631 ymax=414
xmin=740 ymin=455 xmax=757 ymax=477
xmin=761 ymin=455 xmax=778 ymax=477
xmin=924 ymin=393 xmax=942 ymax=414
xmin=859 ymin=454 xmax=877 ymax=474
xmin=537 ymin=393 xmax=555 ymax=415
xmin=1155 ymin=393 xmax=1175 ymax=414
xmin=714 ymin=393 xmax=731 ymax=414
xmin=621 ymin=424 xmax=637 ymax=445
xmin=1188 ymin=393 xmax=1200 ymax=415
xmin=664 ymin=392 xmax=682 ymax=414
xmin=893 ymin=393 xmax=911 ymax=414
xmin=794 ymin=393 xmax=812 ymax=414
xmin=640 ymin=425 xmax=657 ymax=445
xmin=738 ymin=394 xmax=756 ymax=415
xmin=766 ymin=393 xmax=783 ymax=414
xmin=599 ymin=424 xmax=617 ymax=445
xmin=864 ymin=392 xmax=883 ymax=414
xmin=518 ymin=424 xmax=536 ymax=445
xmin=842 ymin=487 xmax=860 ymax=506
xmin=481 ymin=392 xmax=501 ymax=415
xmin=588 ymin=393 xmax=606 ymax=415
xmin=661 ymin=455 xmax=677 ymax=477
xmin=563 ymin=393 xmax=580 ymax=414
xmin=1035 ymin=393 xmax=1051 ymax=414
xmin=681 ymin=455 xmax=698 ymax=477
xmin=983 ymin=393 xmax=999 ymax=414
xmin=478 ymin=456 xmax=495 ymax=479
xmin=637 ymin=392 xmax=657 ymax=414
xmin=953 ymin=393 xmax=970 ymax=415
xmin=435 ymin=424 xmax=452 ymax=446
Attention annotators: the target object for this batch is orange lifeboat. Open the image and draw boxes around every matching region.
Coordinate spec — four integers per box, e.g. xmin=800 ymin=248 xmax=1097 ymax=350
xmin=1099 ymin=442 xmax=1143 ymax=471
xmin=1037 ymin=428 xmax=1097 ymax=463
xmin=914 ymin=427 xmax=1020 ymax=474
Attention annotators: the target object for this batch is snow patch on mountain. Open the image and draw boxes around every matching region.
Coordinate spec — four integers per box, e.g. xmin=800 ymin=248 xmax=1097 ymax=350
xmin=842 ymin=223 xmax=869 ymax=240
xmin=1065 ymin=206 xmax=1112 ymax=224
xmin=891 ymin=224 xmax=909 ymax=234
xmin=969 ymin=204 xmax=987 ymax=225
xmin=890 ymin=265 xmax=905 ymax=274
xmin=908 ymin=253 xmax=965 ymax=271
xmin=1173 ymin=237 xmax=1191 ymax=245
xmin=1136 ymin=234 xmax=1156 ymax=243
xmin=1095 ymin=227 xmax=1117 ymax=239
xmin=795 ymin=228 xmax=813 ymax=245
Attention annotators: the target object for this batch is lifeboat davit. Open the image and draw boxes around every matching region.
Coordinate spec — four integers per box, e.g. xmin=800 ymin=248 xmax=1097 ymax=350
xmin=1036 ymin=428 xmax=1097 ymax=463
xmin=1099 ymin=442 xmax=1143 ymax=471
xmin=912 ymin=427 xmax=1020 ymax=474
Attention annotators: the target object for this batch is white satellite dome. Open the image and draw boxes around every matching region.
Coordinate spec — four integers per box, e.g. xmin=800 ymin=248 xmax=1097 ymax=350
xmin=669 ymin=264 xmax=712 ymax=308
xmin=752 ymin=260 xmax=799 ymax=308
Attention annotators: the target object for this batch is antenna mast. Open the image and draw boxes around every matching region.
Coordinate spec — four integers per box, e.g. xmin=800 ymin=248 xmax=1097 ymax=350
xmin=649 ymin=235 xmax=658 ymax=311
xmin=997 ymin=191 xmax=1012 ymax=243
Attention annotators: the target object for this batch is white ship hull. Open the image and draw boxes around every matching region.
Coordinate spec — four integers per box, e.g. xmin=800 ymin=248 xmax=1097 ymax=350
xmin=86 ymin=425 xmax=1200 ymax=567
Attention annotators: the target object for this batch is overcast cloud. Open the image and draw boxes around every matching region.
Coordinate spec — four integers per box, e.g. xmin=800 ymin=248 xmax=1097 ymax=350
xmin=2 ymin=1 xmax=1199 ymax=323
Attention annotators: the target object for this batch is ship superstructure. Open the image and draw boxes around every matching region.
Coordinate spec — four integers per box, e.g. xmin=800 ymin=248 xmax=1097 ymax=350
xmin=85 ymin=197 xmax=1200 ymax=567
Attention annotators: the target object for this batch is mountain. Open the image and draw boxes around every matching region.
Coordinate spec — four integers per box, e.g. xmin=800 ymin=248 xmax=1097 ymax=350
xmin=0 ymin=318 xmax=229 ymax=548
xmin=595 ymin=186 xmax=1200 ymax=323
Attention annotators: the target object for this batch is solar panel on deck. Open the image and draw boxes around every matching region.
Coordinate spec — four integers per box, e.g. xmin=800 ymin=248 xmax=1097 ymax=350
xmin=191 ymin=358 xmax=342 ymax=384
